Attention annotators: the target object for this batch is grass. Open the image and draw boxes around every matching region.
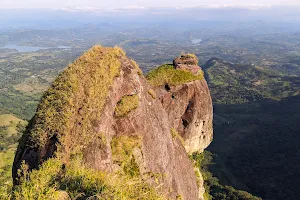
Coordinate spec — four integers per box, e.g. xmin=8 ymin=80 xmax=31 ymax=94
xmin=0 ymin=114 xmax=25 ymax=127
xmin=147 ymin=89 xmax=156 ymax=99
xmin=0 ymin=114 xmax=26 ymax=199
xmin=111 ymin=135 xmax=141 ymax=177
xmin=146 ymin=64 xmax=203 ymax=87
xmin=0 ymin=114 xmax=26 ymax=138
xmin=13 ymin=159 xmax=63 ymax=200
xmin=12 ymin=156 xmax=165 ymax=200
xmin=0 ymin=115 xmax=26 ymax=138
xmin=0 ymin=116 xmax=26 ymax=151
xmin=129 ymin=59 xmax=143 ymax=76
xmin=114 ymin=95 xmax=139 ymax=117
xmin=171 ymin=128 xmax=185 ymax=146
xmin=0 ymin=149 xmax=15 ymax=199
xmin=185 ymin=53 xmax=197 ymax=58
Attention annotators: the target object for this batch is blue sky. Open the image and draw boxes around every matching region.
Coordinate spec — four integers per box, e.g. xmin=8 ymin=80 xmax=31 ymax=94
xmin=1 ymin=0 xmax=300 ymax=9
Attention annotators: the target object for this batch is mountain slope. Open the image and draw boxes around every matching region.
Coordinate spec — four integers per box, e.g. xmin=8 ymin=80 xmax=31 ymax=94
xmin=204 ymin=57 xmax=300 ymax=200
xmin=203 ymin=58 xmax=300 ymax=104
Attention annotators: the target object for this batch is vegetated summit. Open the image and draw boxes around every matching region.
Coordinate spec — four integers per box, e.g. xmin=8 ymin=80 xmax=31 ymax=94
xmin=12 ymin=45 xmax=213 ymax=200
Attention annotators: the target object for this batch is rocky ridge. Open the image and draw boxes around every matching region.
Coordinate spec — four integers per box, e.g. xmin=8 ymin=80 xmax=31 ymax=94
xmin=13 ymin=46 xmax=213 ymax=200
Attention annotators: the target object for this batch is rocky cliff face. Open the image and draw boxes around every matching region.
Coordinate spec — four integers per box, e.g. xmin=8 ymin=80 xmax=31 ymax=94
xmin=13 ymin=46 xmax=213 ymax=200
xmin=154 ymin=54 xmax=213 ymax=154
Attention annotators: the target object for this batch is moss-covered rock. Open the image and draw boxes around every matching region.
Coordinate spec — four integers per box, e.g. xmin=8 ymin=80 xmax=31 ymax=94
xmin=146 ymin=64 xmax=203 ymax=87
xmin=111 ymin=135 xmax=141 ymax=177
xmin=174 ymin=53 xmax=199 ymax=66
xmin=114 ymin=95 xmax=139 ymax=117
xmin=13 ymin=45 xmax=126 ymax=182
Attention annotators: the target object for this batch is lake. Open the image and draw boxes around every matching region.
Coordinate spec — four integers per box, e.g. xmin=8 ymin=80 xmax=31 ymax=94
xmin=1 ymin=44 xmax=71 ymax=53
xmin=191 ymin=39 xmax=202 ymax=44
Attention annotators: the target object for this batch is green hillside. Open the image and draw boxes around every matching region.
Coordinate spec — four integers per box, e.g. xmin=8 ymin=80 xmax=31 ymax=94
xmin=204 ymin=58 xmax=300 ymax=200
xmin=0 ymin=114 xmax=26 ymax=198
xmin=203 ymin=58 xmax=300 ymax=104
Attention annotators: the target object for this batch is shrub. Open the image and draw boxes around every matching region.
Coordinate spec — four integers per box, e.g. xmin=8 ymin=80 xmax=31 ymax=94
xmin=13 ymin=159 xmax=63 ymax=200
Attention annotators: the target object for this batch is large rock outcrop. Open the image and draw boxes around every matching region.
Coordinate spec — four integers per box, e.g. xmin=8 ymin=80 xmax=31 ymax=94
xmin=13 ymin=46 xmax=213 ymax=200
xmin=148 ymin=54 xmax=213 ymax=154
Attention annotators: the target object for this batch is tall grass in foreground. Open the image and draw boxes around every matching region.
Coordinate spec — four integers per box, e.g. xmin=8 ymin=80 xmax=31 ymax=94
xmin=11 ymin=157 xmax=165 ymax=200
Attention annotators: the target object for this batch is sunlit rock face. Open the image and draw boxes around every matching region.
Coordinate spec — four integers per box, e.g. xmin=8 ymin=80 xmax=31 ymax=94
xmin=155 ymin=54 xmax=213 ymax=154
xmin=13 ymin=47 xmax=215 ymax=200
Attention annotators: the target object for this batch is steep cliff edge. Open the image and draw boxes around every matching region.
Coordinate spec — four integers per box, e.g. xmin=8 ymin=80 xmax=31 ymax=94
xmin=12 ymin=46 xmax=213 ymax=200
xmin=147 ymin=54 xmax=213 ymax=154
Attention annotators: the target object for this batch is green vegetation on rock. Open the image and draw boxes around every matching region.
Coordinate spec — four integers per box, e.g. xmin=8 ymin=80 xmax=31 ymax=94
xmin=130 ymin=59 xmax=143 ymax=76
xmin=146 ymin=64 xmax=203 ymax=87
xmin=171 ymin=128 xmax=184 ymax=145
xmin=114 ymin=95 xmax=139 ymax=117
xmin=185 ymin=53 xmax=197 ymax=58
xmin=11 ymin=157 xmax=164 ymax=200
xmin=147 ymin=89 xmax=156 ymax=99
xmin=111 ymin=135 xmax=142 ymax=177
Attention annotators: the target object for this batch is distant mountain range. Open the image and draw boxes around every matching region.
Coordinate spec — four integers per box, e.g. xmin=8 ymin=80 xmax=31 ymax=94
xmin=1 ymin=5 xmax=300 ymax=28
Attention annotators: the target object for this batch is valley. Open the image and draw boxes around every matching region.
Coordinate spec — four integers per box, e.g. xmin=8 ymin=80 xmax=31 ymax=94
xmin=0 ymin=21 xmax=300 ymax=199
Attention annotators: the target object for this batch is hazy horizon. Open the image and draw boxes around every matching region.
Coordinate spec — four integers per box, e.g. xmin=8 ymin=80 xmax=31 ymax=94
xmin=1 ymin=0 xmax=300 ymax=9
xmin=1 ymin=1 xmax=300 ymax=30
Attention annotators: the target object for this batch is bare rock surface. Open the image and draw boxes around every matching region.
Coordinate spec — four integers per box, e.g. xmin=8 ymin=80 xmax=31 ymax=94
xmin=174 ymin=54 xmax=201 ymax=75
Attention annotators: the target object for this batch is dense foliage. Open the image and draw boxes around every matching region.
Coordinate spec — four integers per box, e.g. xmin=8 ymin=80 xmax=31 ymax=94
xmin=204 ymin=58 xmax=300 ymax=199
xmin=191 ymin=151 xmax=262 ymax=200
xmin=203 ymin=58 xmax=300 ymax=104
xmin=208 ymin=97 xmax=300 ymax=200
